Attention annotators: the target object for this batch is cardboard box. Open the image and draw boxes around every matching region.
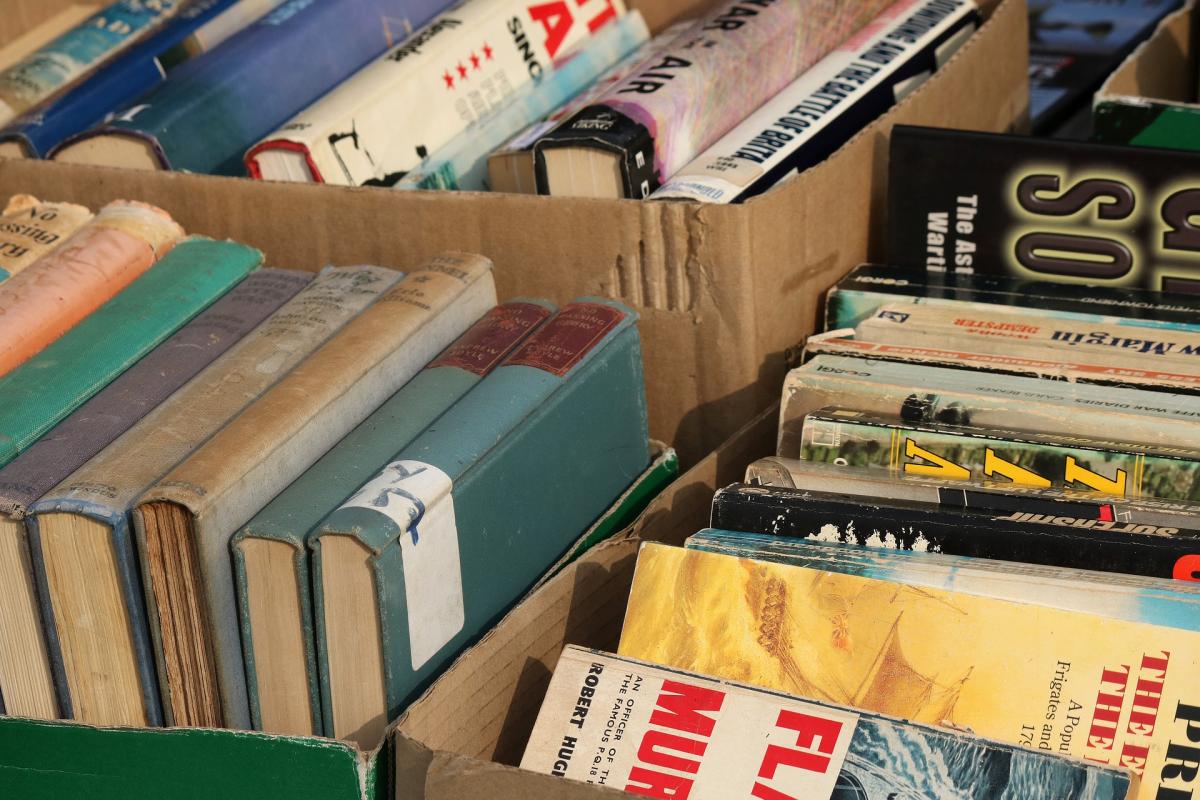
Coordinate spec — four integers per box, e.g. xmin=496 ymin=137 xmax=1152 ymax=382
xmin=1093 ymin=3 xmax=1200 ymax=148
xmin=0 ymin=0 xmax=1028 ymax=468
xmin=390 ymin=407 xmax=777 ymax=799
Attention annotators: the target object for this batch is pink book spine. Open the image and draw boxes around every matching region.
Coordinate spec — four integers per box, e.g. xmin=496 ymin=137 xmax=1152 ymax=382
xmin=0 ymin=200 xmax=184 ymax=377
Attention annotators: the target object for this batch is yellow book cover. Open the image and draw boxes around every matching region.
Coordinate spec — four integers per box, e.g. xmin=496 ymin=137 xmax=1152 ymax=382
xmin=619 ymin=543 xmax=1200 ymax=800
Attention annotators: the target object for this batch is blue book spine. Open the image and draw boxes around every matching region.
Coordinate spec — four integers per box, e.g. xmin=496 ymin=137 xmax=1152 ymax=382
xmin=53 ymin=0 xmax=455 ymax=175
xmin=0 ymin=0 xmax=283 ymax=158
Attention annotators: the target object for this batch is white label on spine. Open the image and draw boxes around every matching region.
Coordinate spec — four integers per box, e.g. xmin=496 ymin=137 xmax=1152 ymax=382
xmin=340 ymin=460 xmax=465 ymax=670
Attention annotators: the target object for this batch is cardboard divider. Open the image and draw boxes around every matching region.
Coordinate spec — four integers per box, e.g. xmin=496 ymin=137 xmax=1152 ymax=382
xmin=0 ymin=0 xmax=1028 ymax=468
xmin=1097 ymin=2 xmax=1197 ymax=104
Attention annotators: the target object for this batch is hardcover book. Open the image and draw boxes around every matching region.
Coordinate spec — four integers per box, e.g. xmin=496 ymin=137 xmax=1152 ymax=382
xmin=132 ymin=255 xmax=496 ymax=731
xmin=0 ymin=267 xmax=308 ymax=722
xmin=619 ymin=542 xmax=1200 ymax=799
xmin=1094 ymin=98 xmax=1200 ymax=153
xmin=0 ymin=0 xmax=286 ymax=159
xmin=25 ymin=265 xmax=401 ymax=728
xmin=0 ymin=4 xmax=104 ymax=73
xmin=0 ymin=0 xmax=183 ymax=126
xmin=396 ymin=10 xmax=649 ymax=191
xmin=233 ymin=298 xmax=552 ymax=737
xmin=523 ymin=645 xmax=1132 ymax=799
xmin=51 ymin=0 xmax=429 ymax=175
xmin=885 ymin=124 xmax=1200 ymax=293
xmin=0 ymin=237 xmax=260 ymax=469
xmin=0 ymin=200 xmax=182 ymax=378
xmin=246 ymin=0 xmax=625 ymax=186
xmin=779 ymin=355 xmax=1200 ymax=460
xmin=651 ymin=0 xmax=977 ymax=203
xmin=0 ymin=195 xmax=92 ymax=280
xmin=311 ymin=299 xmax=649 ymax=747
xmin=688 ymin=529 xmax=1200 ymax=632
xmin=799 ymin=406 xmax=1200 ymax=501
xmin=825 ymin=263 xmax=1200 ymax=331
xmin=534 ymin=0 xmax=894 ymax=198
xmin=710 ymin=482 xmax=1200 ymax=583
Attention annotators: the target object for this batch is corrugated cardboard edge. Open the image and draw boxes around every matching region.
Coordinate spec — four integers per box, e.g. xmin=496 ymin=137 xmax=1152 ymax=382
xmin=1096 ymin=2 xmax=1197 ymax=107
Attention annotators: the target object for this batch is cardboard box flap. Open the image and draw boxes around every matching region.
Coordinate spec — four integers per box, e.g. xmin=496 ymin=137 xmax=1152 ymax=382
xmin=1097 ymin=3 xmax=1196 ymax=106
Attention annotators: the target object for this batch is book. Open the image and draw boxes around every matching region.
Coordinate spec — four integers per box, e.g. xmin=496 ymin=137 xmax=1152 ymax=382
xmin=51 ymin=0 xmax=426 ymax=175
xmin=779 ymin=355 xmax=1200 ymax=461
xmin=747 ymin=455 xmax=1200 ymax=529
xmin=651 ymin=0 xmax=977 ymax=203
xmin=688 ymin=529 xmax=1200 ymax=632
xmin=395 ymin=10 xmax=650 ymax=191
xmin=858 ymin=302 xmax=1200 ymax=373
xmin=0 ymin=200 xmax=183 ymax=378
xmin=0 ymin=4 xmax=105 ymax=73
xmin=800 ymin=407 xmax=1200 ymax=501
xmin=619 ymin=542 xmax=1200 ymax=799
xmin=885 ymin=124 xmax=1200 ymax=293
xmin=246 ymin=0 xmax=625 ymax=186
xmin=0 ymin=237 xmax=261 ymax=469
xmin=0 ymin=0 xmax=183 ymax=126
xmin=486 ymin=21 xmax=687 ymax=195
xmin=0 ymin=267 xmax=308 ymax=722
xmin=710 ymin=482 xmax=1200 ymax=583
xmin=1094 ymin=98 xmax=1200 ymax=153
xmin=132 ymin=255 xmax=496 ymax=731
xmin=533 ymin=0 xmax=894 ymax=198
xmin=26 ymin=265 xmax=401 ymax=728
xmin=0 ymin=0 xmax=286 ymax=159
xmin=233 ymin=298 xmax=552 ymax=737
xmin=523 ymin=645 xmax=1132 ymax=799
xmin=311 ymin=298 xmax=649 ymax=747
xmin=0 ymin=195 xmax=92 ymax=280
xmin=826 ymin=264 xmax=1200 ymax=331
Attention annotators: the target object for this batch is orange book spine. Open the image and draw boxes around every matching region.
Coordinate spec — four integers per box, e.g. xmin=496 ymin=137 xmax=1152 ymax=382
xmin=0 ymin=200 xmax=183 ymax=377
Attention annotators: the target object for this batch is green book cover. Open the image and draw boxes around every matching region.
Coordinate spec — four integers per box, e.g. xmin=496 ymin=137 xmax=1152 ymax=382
xmin=0 ymin=236 xmax=261 ymax=465
xmin=1094 ymin=98 xmax=1200 ymax=152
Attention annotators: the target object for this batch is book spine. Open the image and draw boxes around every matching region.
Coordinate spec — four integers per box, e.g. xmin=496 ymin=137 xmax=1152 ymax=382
xmin=0 ymin=0 xmax=283 ymax=158
xmin=537 ymin=0 xmax=893 ymax=196
xmin=885 ymin=124 xmax=1200 ymax=293
xmin=652 ymin=0 xmax=977 ymax=203
xmin=0 ymin=196 xmax=92 ymax=278
xmin=0 ymin=0 xmax=182 ymax=125
xmin=0 ymin=267 xmax=310 ymax=519
xmin=247 ymin=0 xmax=624 ymax=186
xmin=0 ymin=200 xmax=183 ymax=381
xmin=397 ymin=10 xmax=649 ymax=191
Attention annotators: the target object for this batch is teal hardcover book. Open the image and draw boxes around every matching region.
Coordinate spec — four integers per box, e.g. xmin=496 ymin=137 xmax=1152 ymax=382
xmin=0 ymin=236 xmax=260 ymax=466
xmin=231 ymin=299 xmax=554 ymax=737
xmin=310 ymin=299 xmax=650 ymax=747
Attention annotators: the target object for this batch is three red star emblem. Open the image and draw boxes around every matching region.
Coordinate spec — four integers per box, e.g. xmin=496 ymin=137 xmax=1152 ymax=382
xmin=444 ymin=43 xmax=494 ymax=91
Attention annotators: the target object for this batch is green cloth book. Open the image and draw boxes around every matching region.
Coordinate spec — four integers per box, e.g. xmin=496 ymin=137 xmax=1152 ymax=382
xmin=0 ymin=236 xmax=261 ymax=466
xmin=311 ymin=298 xmax=650 ymax=748
xmin=231 ymin=299 xmax=555 ymax=737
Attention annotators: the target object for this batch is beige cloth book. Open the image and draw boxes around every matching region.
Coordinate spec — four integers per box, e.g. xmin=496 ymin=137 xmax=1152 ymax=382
xmin=132 ymin=254 xmax=496 ymax=731
xmin=27 ymin=265 xmax=402 ymax=728
xmin=0 ymin=195 xmax=93 ymax=279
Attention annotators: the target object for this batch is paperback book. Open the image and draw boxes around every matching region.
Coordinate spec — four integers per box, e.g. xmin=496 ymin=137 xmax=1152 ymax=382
xmin=0 ymin=195 xmax=92 ymax=280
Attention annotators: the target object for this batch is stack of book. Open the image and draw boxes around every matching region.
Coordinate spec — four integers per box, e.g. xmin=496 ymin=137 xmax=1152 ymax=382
xmin=0 ymin=0 xmax=979 ymax=201
xmin=516 ymin=126 xmax=1200 ymax=800
xmin=0 ymin=191 xmax=667 ymax=756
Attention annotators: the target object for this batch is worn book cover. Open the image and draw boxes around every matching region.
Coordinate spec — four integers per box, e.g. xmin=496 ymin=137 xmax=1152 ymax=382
xmin=800 ymin=407 xmax=1200 ymax=501
xmin=0 ymin=267 xmax=307 ymax=722
xmin=534 ymin=0 xmax=893 ymax=198
xmin=0 ymin=195 xmax=92 ymax=279
xmin=711 ymin=482 xmax=1200 ymax=582
xmin=523 ymin=645 xmax=1131 ymax=798
xmin=247 ymin=0 xmax=623 ymax=186
xmin=0 ymin=200 xmax=182 ymax=378
xmin=0 ymin=0 xmax=285 ymax=159
xmin=52 ymin=0 xmax=426 ymax=175
xmin=311 ymin=299 xmax=649 ymax=747
xmin=886 ymin=125 xmax=1200 ymax=293
xmin=652 ymin=0 xmax=977 ymax=203
xmin=234 ymin=298 xmax=551 ymax=737
xmin=620 ymin=542 xmax=1200 ymax=799
xmin=132 ymin=256 xmax=496 ymax=731
xmin=25 ymin=265 xmax=400 ymax=728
